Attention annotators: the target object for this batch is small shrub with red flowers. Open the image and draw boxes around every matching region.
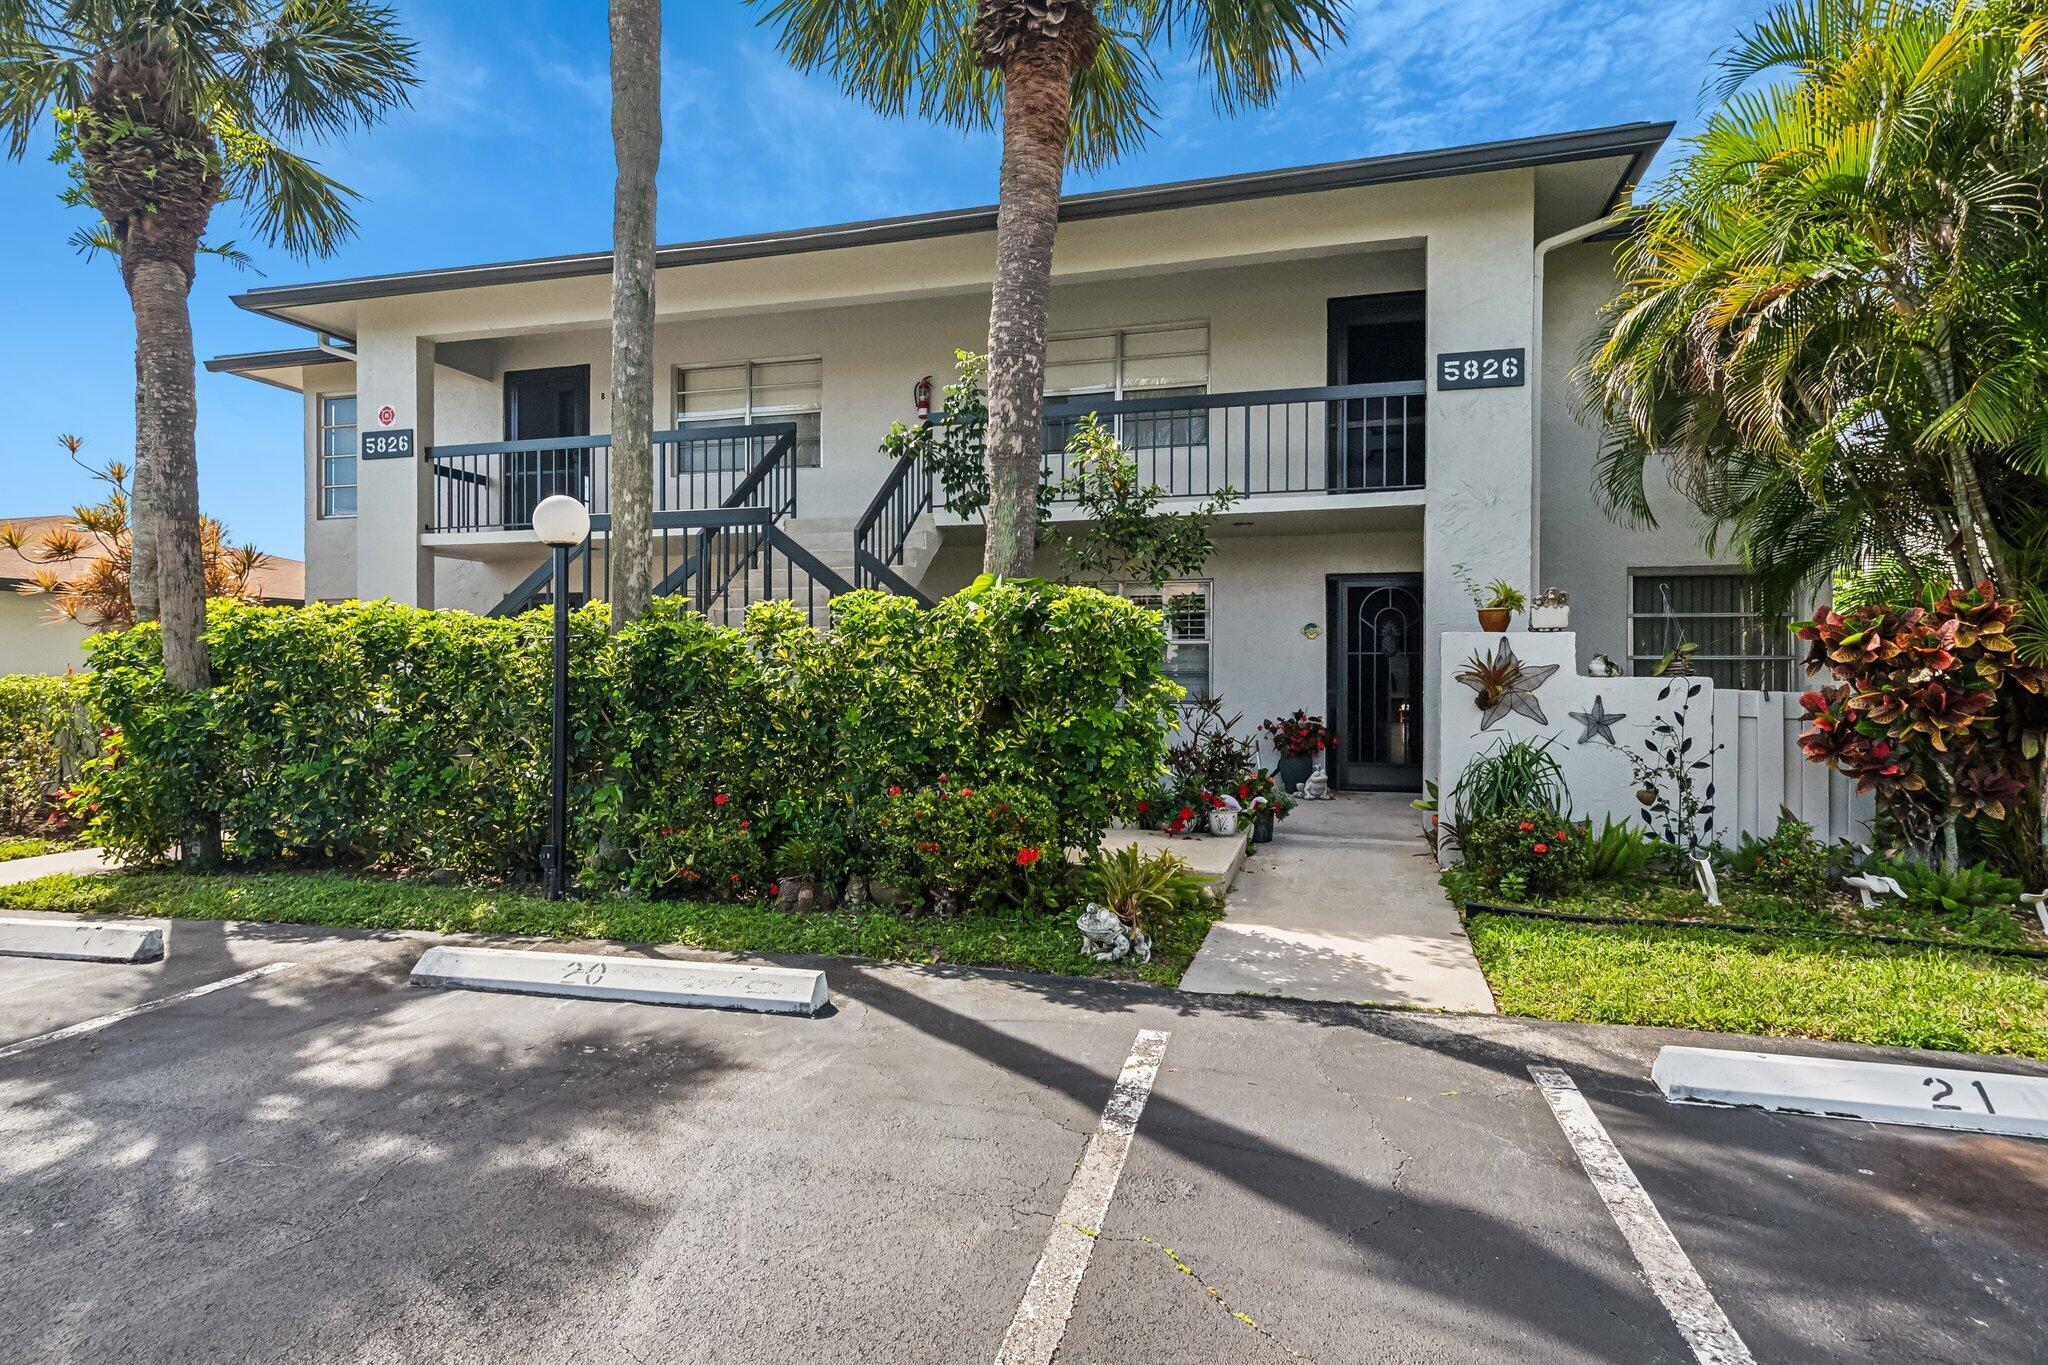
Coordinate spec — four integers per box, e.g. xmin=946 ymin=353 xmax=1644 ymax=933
xmin=634 ymin=798 xmax=772 ymax=901
xmin=1728 ymin=810 xmax=1830 ymax=905
xmin=1459 ymin=807 xmax=1589 ymax=899
xmin=868 ymin=782 xmax=1063 ymax=911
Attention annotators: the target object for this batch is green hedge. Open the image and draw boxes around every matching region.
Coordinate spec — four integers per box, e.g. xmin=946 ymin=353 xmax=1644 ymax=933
xmin=78 ymin=581 xmax=1178 ymax=901
xmin=0 ymin=673 xmax=96 ymax=834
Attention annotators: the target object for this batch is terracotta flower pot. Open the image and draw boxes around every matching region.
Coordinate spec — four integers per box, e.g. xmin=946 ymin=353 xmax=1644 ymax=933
xmin=1476 ymin=606 xmax=1512 ymax=632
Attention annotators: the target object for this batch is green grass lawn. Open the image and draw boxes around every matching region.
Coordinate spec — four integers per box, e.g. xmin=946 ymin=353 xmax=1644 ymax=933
xmin=1468 ymin=913 xmax=2048 ymax=1058
xmin=0 ymin=869 xmax=1221 ymax=988
xmin=1444 ymin=866 xmax=2044 ymax=950
xmin=0 ymin=837 xmax=66 ymax=863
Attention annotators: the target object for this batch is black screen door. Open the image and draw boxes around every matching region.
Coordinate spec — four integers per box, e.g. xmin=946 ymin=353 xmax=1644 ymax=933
xmin=502 ymin=365 xmax=592 ymax=528
xmin=1327 ymin=574 xmax=1424 ymax=790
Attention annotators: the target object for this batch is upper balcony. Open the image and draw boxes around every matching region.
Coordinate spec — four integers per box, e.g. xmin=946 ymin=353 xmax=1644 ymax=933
xmin=1041 ymin=381 xmax=1424 ymax=501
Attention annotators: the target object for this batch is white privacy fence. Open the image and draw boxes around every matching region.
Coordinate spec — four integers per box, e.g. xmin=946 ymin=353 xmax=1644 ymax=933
xmin=1709 ymin=688 xmax=1875 ymax=846
xmin=1437 ymin=632 xmax=1873 ymax=848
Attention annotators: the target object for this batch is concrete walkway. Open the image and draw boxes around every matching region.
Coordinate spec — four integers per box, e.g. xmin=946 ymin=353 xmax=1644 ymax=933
xmin=1180 ymin=793 xmax=1497 ymax=1012
xmin=0 ymin=847 xmax=117 ymax=886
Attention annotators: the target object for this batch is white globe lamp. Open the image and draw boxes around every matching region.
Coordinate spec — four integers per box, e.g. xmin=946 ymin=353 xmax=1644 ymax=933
xmin=532 ymin=493 xmax=591 ymax=547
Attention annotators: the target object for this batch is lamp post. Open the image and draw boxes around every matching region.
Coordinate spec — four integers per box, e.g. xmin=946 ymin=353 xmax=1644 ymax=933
xmin=531 ymin=494 xmax=591 ymax=901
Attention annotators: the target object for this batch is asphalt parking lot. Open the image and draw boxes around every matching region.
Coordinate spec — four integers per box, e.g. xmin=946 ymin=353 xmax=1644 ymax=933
xmin=3 ymin=914 xmax=2045 ymax=1364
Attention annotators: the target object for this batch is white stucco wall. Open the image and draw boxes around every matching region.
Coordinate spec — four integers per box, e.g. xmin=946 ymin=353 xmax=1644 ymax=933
xmin=1536 ymin=242 xmax=1733 ymax=671
xmin=0 ymin=596 xmax=92 ymax=675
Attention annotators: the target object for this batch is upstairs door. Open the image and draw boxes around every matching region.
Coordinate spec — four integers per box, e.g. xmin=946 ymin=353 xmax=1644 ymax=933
xmin=1326 ymin=293 xmax=1426 ymax=491
xmin=1328 ymin=574 xmax=1424 ymax=791
xmin=502 ymin=365 xmax=592 ymax=528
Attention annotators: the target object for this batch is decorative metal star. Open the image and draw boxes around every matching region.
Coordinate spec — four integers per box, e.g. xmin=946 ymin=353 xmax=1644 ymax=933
xmin=1570 ymin=695 xmax=1627 ymax=745
xmin=1455 ymin=639 xmax=1559 ymax=730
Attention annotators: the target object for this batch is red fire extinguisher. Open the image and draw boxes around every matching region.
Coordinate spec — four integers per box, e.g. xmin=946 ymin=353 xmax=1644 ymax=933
xmin=914 ymin=375 xmax=933 ymax=422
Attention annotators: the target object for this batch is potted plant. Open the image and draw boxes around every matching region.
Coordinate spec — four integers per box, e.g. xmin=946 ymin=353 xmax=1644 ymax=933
xmin=1239 ymin=769 xmax=1280 ymax=843
xmin=1258 ymin=710 xmax=1334 ymax=793
xmin=1454 ymin=563 xmax=1526 ymax=631
xmin=1204 ymin=790 xmax=1242 ymax=838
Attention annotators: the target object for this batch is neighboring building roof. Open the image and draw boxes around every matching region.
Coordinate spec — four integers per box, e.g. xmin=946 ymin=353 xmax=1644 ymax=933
xmin=228 ymin=121 xmax=1672 ymax=320
xmin=0 ymin=515 xmax=306 ymax=603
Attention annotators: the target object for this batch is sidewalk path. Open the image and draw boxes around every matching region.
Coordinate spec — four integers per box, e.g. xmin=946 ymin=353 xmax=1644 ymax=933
xmin=1179 ymin=793 xmax=1496 ymax=1012
xmin=0 ymin=847 xmax=118 ymax=886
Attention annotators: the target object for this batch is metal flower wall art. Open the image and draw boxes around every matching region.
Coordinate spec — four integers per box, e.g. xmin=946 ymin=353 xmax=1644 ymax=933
xmin=1455 ymin=640 xmax=1559 ymax=730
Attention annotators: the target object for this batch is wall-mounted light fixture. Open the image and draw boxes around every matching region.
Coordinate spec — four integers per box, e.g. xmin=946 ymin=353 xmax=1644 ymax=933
xmin=1302 ymin=622 xmax=1321 ymax=640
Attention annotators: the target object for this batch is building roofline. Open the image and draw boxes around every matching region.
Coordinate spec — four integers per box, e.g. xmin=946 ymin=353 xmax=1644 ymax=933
xmin=230 ymin=121 xmax=1672 ymax=316
xmin=204 ymin=346 xmax=342 ymax=373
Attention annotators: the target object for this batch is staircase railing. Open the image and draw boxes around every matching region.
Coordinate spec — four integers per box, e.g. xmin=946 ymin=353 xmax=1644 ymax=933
xmin=487 ymin=422 xmax=802 ymax=617
xmin=852 ymin=444 xmax=935 ymax=605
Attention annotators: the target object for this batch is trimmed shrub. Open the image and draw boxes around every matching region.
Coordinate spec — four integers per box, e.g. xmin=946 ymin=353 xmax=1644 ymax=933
xmin=867 ymin=781 xmax=1062 ymax=911
xmin=0 ymin=673 xmax=96 ymax=834
xmin=1732 ymin=811 xmax=1830 ymax=904
xmin=1460 ymin=807 xmax=1589 ymax=900
xmin=76 ymin=580 xmax=1177 ymax=903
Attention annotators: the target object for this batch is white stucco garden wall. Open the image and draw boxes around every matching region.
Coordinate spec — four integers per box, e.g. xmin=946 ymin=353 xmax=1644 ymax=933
xmin=0 ymin=596 xmax=91 ymax=675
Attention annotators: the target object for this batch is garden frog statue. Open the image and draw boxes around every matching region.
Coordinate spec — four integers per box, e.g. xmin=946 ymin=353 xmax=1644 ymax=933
xmin=1077 ymin=904 xmax=1152 ymax=963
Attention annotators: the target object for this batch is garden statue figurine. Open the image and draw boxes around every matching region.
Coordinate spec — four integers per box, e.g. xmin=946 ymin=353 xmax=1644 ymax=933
xmin=1300 ymin=748 xmax=1332 ymax=800
xmin=1842 ymin=872 xmax=1908 ymax=911
xmin=1077 ymin=904 xmax=1152 ymax=963
xmin=1690 ymin=854 xmax=1722 ymax=908
xmin=2022 ymin=890 xmax=2048 ymax=938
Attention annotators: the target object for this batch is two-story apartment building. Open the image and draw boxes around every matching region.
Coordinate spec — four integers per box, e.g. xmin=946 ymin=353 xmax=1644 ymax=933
xmin=208 ymin=121 xmax=1789 ymax=791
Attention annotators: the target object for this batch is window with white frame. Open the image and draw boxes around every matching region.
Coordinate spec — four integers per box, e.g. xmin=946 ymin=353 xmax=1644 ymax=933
xmin=318 ymin=394 xmax=357 ymax=518
xmin=1629 ymin=571 xmax=1799 ymax=691
xmin=1047 ymin=323 xmax=1210 ymax=450
xmin=674 ymin=358 xmax=822 ymax=466
xmin=1104 ymin=579 xmax=1212 ymax=699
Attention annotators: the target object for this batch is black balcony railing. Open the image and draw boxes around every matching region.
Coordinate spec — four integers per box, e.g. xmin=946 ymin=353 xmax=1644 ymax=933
xmin=1041 ymin=381 xmax=1425 ymax=498
xmin=428 ymin=421 xmax=797 ymax=534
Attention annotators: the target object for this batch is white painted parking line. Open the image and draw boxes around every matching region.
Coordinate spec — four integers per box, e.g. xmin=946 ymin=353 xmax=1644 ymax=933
xmin=0 ymin=962 xmax=296 ymax=1063
xmin=1530 ymin=1066 xmax=1755 ymax=1365
xmin=1654 ymin=1045 xmax=2048 ymax=1140
xmin=996 ymin=1028 xmax=1169 ymax=1365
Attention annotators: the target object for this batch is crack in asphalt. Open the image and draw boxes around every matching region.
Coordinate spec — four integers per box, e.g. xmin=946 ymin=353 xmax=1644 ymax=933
xmin=1138 ymin=1233 xmax=1313 ymax=1361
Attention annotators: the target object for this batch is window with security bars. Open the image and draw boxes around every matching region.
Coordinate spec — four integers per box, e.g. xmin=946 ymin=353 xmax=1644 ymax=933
xmin=1046 ymin=323 xmax=1209 ymax=450
xmin=1629 ymin=572 xmax=1799 ymax=691
xmin=674 ymin=358 xmax=821 ymax=466
xmin=1103 ymin=580 xmax=1211 ymax=699
xmin=319 ymin=395 xmax=357 ymax=518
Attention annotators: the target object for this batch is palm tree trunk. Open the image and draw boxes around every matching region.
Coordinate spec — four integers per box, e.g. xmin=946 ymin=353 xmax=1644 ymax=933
xmin=1945 ymin=447 xmax=2010 ymax=591
xmin=126 ymin=254 xmax=208 ymax=689
xmin=982 ymin=42 xmax=1074 ymax=578
xmin=607 ymin=0 xmax=661 ymax=630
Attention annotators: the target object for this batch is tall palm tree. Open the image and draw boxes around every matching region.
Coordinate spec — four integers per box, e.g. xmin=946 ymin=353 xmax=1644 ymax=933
xmin=1 ymin=0 xmax=418 ymax=688
xmin=1579 ymin=0 xmax=2048 ymax=613
xmin=752 ymin=0 xmax=1343 ymax=577
xmin=608 ymin=0 xmax=660 ymax=630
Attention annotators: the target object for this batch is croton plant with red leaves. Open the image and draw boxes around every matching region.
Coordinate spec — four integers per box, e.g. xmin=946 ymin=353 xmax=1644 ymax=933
xmin=1796 ymin=583 xmax=2048 ymax=822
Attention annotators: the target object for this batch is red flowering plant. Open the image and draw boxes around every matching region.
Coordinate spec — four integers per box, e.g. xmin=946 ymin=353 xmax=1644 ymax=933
xmin=867 ymin=781 xmax=1063 ymax=911
xmin=1796 ymin=583 xmax=2048 ymax=857
xmin=1457 ymin=806 xmax=1588 ymax=899
xmin=635 ymin=789 xmax=771 ymax=901
xmin=1258 ymin=710 xmax=1335 ymax=759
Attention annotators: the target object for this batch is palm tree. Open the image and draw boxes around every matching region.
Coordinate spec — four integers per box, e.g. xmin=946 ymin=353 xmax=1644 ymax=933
xmin=608 ymin=0 xmax=660 ymax=630
xmin=1 ymin=0 xmax=418 ymax=688
xmin=752 ymin=0 xmax=1343 ymax=577
xmin=1578 ymin=0 xmax=2048 ymax=613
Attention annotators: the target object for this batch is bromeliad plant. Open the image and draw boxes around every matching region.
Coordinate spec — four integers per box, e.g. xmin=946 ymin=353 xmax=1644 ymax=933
xmin=1796 ymin=583 xmax=2048 ymax=870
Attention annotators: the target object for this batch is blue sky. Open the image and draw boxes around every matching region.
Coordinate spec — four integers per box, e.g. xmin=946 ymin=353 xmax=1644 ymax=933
xmin=0 ymin=0 xmax=1761 ymax=559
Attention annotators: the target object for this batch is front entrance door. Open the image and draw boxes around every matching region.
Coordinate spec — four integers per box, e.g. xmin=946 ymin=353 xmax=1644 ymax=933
xmin=502 ymin=365 xmax=592 ymax=528
xmin=1328 ymin=574 xmax=1424 ymax=790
